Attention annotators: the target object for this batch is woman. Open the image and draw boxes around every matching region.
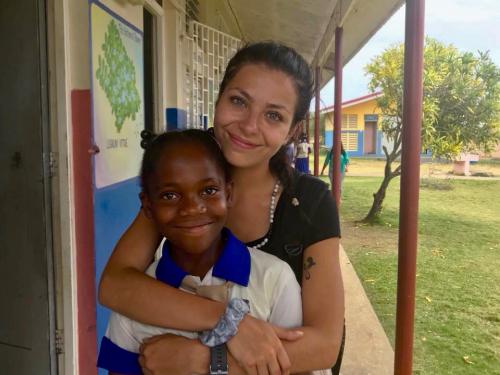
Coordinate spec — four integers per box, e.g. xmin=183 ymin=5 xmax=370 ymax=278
xmin=99 ymin=42 xmax=344 ymax=375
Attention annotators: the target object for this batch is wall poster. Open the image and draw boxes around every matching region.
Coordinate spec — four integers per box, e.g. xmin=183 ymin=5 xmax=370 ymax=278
xmin=90 ymin=2 xmax=144 ymax=188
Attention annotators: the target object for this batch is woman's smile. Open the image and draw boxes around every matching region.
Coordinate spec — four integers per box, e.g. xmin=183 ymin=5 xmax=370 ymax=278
xmin=214 ymin=64 xmax=297 ymax=169
xmin=227 ymin=131 xmax=259 ymax=150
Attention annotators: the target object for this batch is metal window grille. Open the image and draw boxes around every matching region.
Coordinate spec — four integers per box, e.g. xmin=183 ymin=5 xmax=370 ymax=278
xmin=186 ymin=0 xmax=199 ymax=23
xmin=342 ymin=114 xmax=358 ymax=129
xmin=183 ymin=21 xmax=240 ymax=129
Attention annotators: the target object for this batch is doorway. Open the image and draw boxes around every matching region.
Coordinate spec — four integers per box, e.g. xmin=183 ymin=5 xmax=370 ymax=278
xmin=364 ymin=122 xmax=377 ymax=154
xmin=0 ymin=0 xmax=57 ymax=373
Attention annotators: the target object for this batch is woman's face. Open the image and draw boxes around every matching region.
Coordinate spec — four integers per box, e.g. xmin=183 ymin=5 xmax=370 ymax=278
xmin=214 ymin=64 xmax=298 ymax=169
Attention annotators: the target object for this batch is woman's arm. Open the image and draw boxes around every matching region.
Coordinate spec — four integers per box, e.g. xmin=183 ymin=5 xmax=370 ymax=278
xmin=283 ymin=237 xmax=345 ymax=372
xmin=98 ymin=210 xmax=225 ymax=329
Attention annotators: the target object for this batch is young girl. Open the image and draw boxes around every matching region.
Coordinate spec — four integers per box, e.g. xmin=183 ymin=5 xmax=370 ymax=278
xmin=99 ymin=42 xmax=344 ymax=375
xmin=295 ymin=134 xmax=310 ymax=174
xmin=98 ymin=129 xmax=308 ymax=374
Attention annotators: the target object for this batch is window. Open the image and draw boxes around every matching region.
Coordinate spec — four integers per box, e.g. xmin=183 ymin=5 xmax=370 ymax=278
xmin=342 ymin=114 xmax=358 ymax=129
xmin=184 ymin=21 xmax=240 ymax=129
xmin=341 ymin=132 xmax=358 ymax=151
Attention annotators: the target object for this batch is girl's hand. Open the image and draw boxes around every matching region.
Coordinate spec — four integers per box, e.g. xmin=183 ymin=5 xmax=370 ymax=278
xmin=227 ymin=315 xmax=304 ymax=375
xmin=139 ymin=334 xmax=209 ymax=375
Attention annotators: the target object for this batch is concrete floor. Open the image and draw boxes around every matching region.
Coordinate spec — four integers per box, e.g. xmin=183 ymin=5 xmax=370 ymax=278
xmin=339 ymin=246 xmax=395 ymax=375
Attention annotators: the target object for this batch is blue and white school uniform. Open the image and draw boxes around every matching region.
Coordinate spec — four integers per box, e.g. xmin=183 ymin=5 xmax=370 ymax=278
xmin=295 ymin=142 xmax=310 ymax=173
xmin=97 ymin=230 xmax=302 ymax=374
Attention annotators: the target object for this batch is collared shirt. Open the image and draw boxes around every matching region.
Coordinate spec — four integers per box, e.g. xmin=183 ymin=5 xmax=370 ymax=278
xmin=97 ymin=229 xmax=302 ymax=374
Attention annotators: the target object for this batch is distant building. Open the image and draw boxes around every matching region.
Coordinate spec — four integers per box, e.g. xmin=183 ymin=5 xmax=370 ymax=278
xmin=322 ymin=92 xmax=386 ymax=156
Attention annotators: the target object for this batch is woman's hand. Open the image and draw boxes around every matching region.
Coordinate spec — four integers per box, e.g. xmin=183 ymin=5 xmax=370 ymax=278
xmin=227 ymin=315 xmax=304 ymax=375
xmin=139 ymin=334 xmax=209 ymax=375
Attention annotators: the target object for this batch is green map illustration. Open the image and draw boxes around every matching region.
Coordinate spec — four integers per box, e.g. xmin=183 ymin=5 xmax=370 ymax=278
xmin=96 ymin=20 xmax=141 ymax=133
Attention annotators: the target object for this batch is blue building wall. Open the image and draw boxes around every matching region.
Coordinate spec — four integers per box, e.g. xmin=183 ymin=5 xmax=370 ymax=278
xmin=324 ymin=129 xmax=385 ymax=157
xmin=94 ymin=177 xmax=141 ymax=375
xmin=166 ymin=107 xmax=187 ymax=130
xmin=376 ymin=131 xmax=383 ymax=156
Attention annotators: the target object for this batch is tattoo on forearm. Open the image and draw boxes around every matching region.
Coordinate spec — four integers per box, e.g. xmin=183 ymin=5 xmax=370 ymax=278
xmin=303 ymin=256 xmax=316 ymax=280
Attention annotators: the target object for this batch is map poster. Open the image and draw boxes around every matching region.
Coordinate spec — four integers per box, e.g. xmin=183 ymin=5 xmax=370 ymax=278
xmin=90 ymin=2 xmax=144 ymax=188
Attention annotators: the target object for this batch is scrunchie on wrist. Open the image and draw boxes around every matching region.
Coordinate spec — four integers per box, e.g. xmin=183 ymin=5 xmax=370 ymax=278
xmin=199 ymin=298 xmax=250 ymax=347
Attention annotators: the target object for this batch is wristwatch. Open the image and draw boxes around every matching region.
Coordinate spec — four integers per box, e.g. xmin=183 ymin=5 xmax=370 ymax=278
xmin=209 ymin=344 xmax=228 ymax=375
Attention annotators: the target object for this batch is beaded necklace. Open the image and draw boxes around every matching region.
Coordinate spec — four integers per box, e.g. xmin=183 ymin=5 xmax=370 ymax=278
xmin=252 ymin=180 xmax=280 ymax=249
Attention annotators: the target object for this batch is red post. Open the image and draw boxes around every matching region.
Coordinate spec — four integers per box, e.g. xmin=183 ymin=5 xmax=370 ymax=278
xmin=314 ymin=66 xmax=321 ymax=176
xmin=332 ymin=27 xmax=343 ymax=205
xmin=394 ymin=0 xmax=425 ymax=374
xmin=306 ymin=111 xmax=310 ymax=141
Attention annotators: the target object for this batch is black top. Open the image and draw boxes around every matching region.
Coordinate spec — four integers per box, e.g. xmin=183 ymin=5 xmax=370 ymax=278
xmin=247 ymin=170 xmax=341 ymax=283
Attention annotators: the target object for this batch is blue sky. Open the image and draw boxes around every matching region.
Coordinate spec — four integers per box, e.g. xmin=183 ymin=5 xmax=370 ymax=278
xmin=316 ymin=0 xmax=500 ymax=107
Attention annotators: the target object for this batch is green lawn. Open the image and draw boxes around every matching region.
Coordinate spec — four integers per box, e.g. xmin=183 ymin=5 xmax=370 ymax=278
xmin=338 ymin=176 xmax=500 ymax=374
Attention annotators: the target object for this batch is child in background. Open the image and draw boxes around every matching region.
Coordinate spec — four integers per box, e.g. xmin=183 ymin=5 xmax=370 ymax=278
xmin=321 ymin=142 xmax=349 ymax=194
xmin=97 ymin=129 xmax=305 ymax=375
xmin=295 ymin=133 xmax=310 ymax=173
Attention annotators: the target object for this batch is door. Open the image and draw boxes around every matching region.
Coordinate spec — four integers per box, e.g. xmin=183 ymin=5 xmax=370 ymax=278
xmin=0 ymin=0 xmax=56 ymax=374
xmin=364 ymin=122 xmax=377 ymax=154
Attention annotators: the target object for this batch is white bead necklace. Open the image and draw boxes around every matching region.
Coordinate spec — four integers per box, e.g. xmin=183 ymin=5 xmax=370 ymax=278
xmin=253 ymin=180 xmax=281 ymax=249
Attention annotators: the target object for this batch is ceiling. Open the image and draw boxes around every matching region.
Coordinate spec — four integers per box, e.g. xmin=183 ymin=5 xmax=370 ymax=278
xmin=225 ymin=0 xmax=404 ymax=87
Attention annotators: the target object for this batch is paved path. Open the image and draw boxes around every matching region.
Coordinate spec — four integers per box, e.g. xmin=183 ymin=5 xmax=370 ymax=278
xmin=339 ymin=245 xmax=394 ymax=375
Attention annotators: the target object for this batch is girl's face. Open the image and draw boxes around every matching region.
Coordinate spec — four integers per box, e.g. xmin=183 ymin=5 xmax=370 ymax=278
xmin=214 ymin=64 xmax=298 ymax=169
xmin=141 ymin=143 xmax=230 ymax=256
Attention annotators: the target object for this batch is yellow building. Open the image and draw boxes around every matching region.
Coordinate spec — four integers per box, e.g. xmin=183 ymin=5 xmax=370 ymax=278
xmin=322 ymin=92 xmax=385 ymax=156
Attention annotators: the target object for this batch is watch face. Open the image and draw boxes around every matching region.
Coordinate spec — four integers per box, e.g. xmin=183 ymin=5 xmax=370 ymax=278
xmin=210 ymin=344 xmax=228 ymax=375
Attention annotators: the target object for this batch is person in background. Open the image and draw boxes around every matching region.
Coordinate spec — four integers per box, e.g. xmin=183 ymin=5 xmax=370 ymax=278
xmin=295 ymin=133 xmax=310 ymax=174
xmin=321 ymin=143 xmax=349 ymax=195
xmin=286 ymin=140 xmax=297 ymax=168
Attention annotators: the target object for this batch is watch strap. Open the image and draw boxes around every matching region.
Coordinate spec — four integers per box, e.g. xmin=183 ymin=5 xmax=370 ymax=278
xmin=209 ymin=344 xmax=228 ymax=375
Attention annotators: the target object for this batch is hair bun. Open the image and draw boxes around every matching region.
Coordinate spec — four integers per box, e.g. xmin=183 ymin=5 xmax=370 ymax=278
xmin=140 ymin=130 xmax=156 ymax=149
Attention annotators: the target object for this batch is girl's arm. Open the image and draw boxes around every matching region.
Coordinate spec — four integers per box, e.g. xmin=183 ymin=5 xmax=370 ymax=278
xmin=283 ymin=237 xmax=345 ymax=372
xmin=98 ymin=210 xmax=224 ymax=329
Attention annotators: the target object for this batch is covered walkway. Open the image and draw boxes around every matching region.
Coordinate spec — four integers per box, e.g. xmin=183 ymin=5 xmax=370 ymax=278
xmin=340 ymin=246 xmax=394 ymax=374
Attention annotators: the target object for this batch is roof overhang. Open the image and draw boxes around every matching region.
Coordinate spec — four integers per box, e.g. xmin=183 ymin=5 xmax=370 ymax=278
xmin=321 ymin=91 xmax=383 ymax=113
xmin=219 ymin=0 xmax=404 ymax=88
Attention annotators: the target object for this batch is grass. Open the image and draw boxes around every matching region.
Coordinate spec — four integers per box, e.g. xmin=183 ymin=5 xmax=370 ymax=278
xmin=338 ymin=176 xmax=500 ymax=374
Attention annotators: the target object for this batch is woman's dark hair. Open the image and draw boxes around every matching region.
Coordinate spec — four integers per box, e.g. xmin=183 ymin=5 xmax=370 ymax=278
xmin=218 ymin=42 xmax=314 ymax=188
xmin=140 ymin=129 xmax=230 ymax=193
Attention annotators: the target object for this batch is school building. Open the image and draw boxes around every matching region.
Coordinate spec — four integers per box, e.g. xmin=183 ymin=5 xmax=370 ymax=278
xmin=322 ymin=92 xmax=386 ymax=157
xmin=0 ymin=1 xmax=428 ymax=374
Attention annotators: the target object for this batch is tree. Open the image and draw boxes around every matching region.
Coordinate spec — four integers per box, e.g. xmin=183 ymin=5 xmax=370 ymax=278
xmin=363 ymin=38 xmax=500 ymax=222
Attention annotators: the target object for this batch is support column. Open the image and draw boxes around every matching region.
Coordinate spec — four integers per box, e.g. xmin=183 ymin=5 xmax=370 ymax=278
xmin=332 ymin=27 xmax=343 ymax=205
xmin=314 ymin=66 xmax=321 ymax=176
xmin=306 ymin=111 xmax=310 ymax=141
xmin=394 ymin=0 xmax=425 ymax=374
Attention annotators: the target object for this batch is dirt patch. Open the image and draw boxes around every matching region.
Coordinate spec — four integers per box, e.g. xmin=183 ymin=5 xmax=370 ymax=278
xmin=341 ymin=220 xmax=398 ymax=255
